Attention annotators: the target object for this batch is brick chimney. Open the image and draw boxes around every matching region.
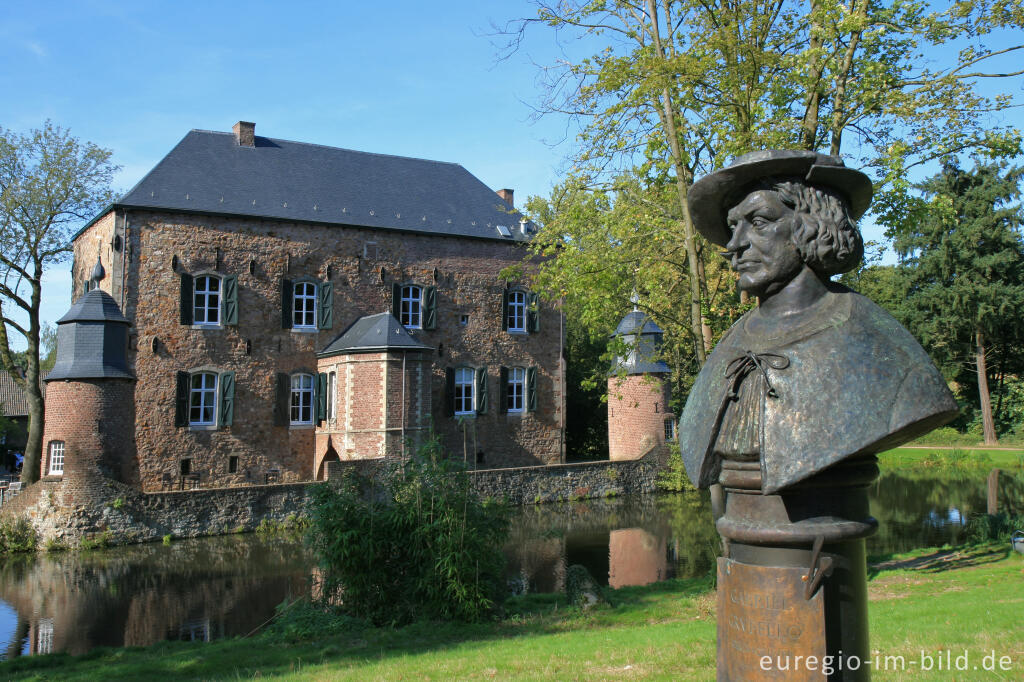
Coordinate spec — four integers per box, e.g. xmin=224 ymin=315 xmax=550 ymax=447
xmin=496 ymin=188 xmax=514 ymax=207
xmin=232 ymin=121 xmax=255 ymax=147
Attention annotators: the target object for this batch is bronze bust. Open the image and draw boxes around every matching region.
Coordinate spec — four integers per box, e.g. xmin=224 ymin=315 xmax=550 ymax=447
xmin=679 ymin=150 xmax=958 ymax=494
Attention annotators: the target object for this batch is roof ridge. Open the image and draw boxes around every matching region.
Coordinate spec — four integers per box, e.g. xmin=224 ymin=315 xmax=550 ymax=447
xmin=189 ymin=129 xmax=464 ymax=168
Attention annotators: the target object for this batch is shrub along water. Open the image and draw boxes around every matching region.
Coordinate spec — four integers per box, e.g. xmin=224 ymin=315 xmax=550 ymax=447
xmin=305 ymin=432 xmax=510 ymax=626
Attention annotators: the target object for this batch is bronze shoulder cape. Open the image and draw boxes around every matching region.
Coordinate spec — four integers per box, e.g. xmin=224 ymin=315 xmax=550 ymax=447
xmin=679 ymin=287 xmax=959 ymax=494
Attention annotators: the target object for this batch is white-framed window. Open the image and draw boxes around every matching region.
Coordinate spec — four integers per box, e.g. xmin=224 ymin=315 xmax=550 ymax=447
xmin=47 ymin=441 xmax=65 ymax=476
xmin=291 ymin=373 xmax=314 ymax=424
xmin=190 ymin=372 xmax=218 ymax=425
xmin=507 ymin=290 xmax=527 ymax=332
xmin=293 ymin=282 xmax=317 ymax=329
xmin=193 ymin=275 xmax=221 ymax=325
xmin=454 ymin=367 xmax=475 ymax=416
xmin=664 ymin=418 xmax=677 ymax=441
xmin=507 ymin=367 xmax=526 ymax=413
xmin=327 ymin=371 xmax=337 ymax=421
xmin=400 ymin=285 xmax=422 ymax=329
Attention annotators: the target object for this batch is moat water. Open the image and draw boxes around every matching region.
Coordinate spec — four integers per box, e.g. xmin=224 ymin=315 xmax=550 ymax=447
xmin=0 ymin=468 xmax=1019 ymax=657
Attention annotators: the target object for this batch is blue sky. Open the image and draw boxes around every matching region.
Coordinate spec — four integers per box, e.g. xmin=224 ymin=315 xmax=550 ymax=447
xmin=2 ymin=1 xmax=1022 ymax=349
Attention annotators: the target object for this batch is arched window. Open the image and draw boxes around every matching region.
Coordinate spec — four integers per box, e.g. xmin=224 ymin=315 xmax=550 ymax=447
xmin=506 ymin=367 xmax=526 ymax=412
xmin=47 ymin=441 xmax=65 ymax=476
xmin=193 ymin=275 xmax=221 ymax=325
xmin=400 ymin=284 xmax=422 ymax=328
xmin=293 ymin=282 xmax=317 ymax=329
xmin=506 ymin=290 xmax=527 ymax=332
xmin=190 ymin=372 xmax=218 ymax=425
xmin=454 ymin=367 xmax=475 ymax=415
xmin=291 ymin=373 xmax=314 ymax=424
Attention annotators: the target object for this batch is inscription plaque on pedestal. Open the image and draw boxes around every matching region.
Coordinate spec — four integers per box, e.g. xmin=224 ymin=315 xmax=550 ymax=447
xmin=717 ymin=558 xmax=827 ymax=681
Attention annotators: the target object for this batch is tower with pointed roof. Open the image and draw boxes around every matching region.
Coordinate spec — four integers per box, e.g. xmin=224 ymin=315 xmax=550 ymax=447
xmin=42 ymin=260 xmax=138 ymax=488
xmin=607 ymin=303 xmax=673 ymax=461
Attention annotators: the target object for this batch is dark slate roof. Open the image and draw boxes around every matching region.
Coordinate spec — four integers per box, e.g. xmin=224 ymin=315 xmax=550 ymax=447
xmin=85 ymin=128 xmax=534 ymax=242
xmin=611 ymin=309 xmax=670 ymax=375
xmin=56 ymin=288 xmax=130 ymax=325
xmin=0 ymin=371 xmax=29 ymax=418
xmin=613 ymin=310 xmax=664 ymax=337
xmin=47 ymin=289 xmax=134 ymax=381
xmin=319 ymin=313 xmax=434 ymax=357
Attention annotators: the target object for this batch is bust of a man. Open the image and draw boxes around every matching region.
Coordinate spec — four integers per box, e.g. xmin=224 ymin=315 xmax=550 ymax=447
xmin=679 ymin=150 xmax=958 ymax=494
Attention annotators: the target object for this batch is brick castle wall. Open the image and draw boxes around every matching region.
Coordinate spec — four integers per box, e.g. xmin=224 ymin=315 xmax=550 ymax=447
xmin=72 ymin=210 xmax=565 ymax=490
xmin=607 ymin=374 xmax=672 ymax=461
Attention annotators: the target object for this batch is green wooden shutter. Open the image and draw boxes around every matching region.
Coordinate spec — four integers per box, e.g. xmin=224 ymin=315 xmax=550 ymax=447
xmin=423 ymin=285 xmax=437 ymax=330
xmin=318 ymin=281 xmax=333 ymax=329
xmin=175 ymin=371 xmax=190 ymax=427
xmin=476 ymin=366 xmax=488 ymax=415
xmin=392 ymin=282 xmax=401 ymax=319
xmin=528 ymin=293 xmax=540 ymax=333
xmin=501 ymin=289 xmax=509 ymax=331
xmin=218 ymin=371 xmax=235 ymax=427
xmin=274 ymin=372 xmax=290 ymax=426
xmin=444 ymin=367 xmax=455 ymax=417
xmin=281 ymin=280 xmax=293 ymax=329
xmin=222 ymin=275 xmax=238 ymax=326
xmin=180 ymin=274 xmax=193 ymax=325
xmin=527 ymin=366 xmax=538 ymax=412
xmin=316 ymin=372 xmax=327 ymax=424
xmin=498 ymin=366 xmax=509 ymax=414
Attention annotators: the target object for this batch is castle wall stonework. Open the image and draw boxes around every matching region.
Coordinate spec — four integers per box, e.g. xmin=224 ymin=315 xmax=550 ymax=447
xmin=72 ymin=210 xmax=565 ymax=491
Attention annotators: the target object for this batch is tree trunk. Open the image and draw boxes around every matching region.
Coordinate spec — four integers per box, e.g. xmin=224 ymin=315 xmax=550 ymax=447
xmin=975 ymin=329 xmax=998 ymax=446
xmin=19 ymin=272 xmax=44 ymax=484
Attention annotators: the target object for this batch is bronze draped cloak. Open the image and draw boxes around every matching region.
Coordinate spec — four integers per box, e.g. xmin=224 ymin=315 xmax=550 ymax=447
xmin=679 ymin=286 xmax=959 ymax=494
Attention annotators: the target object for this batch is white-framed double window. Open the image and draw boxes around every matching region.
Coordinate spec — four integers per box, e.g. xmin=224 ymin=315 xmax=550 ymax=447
xmin=193 ymin=275 xmax=221 ymax=325
xmin=507 ymin=367 xmax=526 ymax=413
xmin=293 ymin=282 xmax=317 ymax=329
xmin=190 ymin=372 xmax=218 ymax=425
xmin=291 ymin=373 xmax=314 ymax=425
xmin=507 ymin=290 xmax=527 ymax=332
xmin=454 ymin=367 xmax=475 ymax=415
xmin=47 ymin=441 xmax=65 ymax=476
xmin=400 ymin=285 xmax=422 ymax=329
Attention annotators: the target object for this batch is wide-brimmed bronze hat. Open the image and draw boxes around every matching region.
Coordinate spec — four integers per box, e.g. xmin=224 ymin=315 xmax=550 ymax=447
xmin=688 ymin=149 xmax=873 ymax=247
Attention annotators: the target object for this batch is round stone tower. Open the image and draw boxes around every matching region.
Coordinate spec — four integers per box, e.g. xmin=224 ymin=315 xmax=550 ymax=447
xmin=607 ymin=306 xmax=672 ymax=461
xmin=41 ymin=261 xmax=137 ymax=489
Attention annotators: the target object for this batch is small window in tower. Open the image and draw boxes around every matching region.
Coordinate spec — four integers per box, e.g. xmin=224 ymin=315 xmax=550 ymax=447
xmin=460 ymin=314 xmax=469 ymax=326
xmin=48 ymin=441 xmax=65 ymax=476
xmin=180 ymin=458 xmax=192 ymax=476
xmin=664 ymin=418 xmax=677 ymax=441
xmin=228 ymin=456 xmax=239 ymax=474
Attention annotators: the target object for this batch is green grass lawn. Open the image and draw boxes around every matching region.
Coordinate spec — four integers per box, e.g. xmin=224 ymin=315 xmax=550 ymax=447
xmin=4 ymin=547 xmax=1021 ymax=681
xmin=881 ymin=446 xmax=1024 ymax=470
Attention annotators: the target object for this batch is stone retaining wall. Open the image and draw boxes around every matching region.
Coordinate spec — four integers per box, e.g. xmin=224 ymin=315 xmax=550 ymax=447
xmin=3 ymin=449 xmax=668 ymax=548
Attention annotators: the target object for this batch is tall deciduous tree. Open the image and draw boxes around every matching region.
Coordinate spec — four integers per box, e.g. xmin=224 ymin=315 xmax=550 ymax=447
xmin=0 ymin=122 xmax=117 ymax=483
xmin=890 ymin=159 xmax=1024 ymax=445
xmin=499 ymin=0 xmax=1022 ymax=375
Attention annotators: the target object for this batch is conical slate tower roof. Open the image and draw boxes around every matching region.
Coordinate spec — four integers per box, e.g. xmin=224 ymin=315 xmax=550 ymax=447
xmin=47 ymin=289 xmax=133 ymax=381
xmin=318 ymin=312 xmax=433 ymax=357
xmin=610 ymin=309 xmax=670 ymax=376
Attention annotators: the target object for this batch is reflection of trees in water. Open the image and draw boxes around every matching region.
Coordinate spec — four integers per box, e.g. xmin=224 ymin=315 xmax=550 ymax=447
xmin=0 ymin=535 xmax=312 ymax=657
xmin=867 ymin=469 xmax=1024 ymax=556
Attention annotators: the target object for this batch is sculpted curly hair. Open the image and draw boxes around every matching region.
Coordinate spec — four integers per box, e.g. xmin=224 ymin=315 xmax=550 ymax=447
xmin=747 ymin=177 xmax=864 ymax=276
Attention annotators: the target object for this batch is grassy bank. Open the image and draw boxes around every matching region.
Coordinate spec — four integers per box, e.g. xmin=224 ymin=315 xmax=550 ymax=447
xmin=3 ymin=546 xmax=1020 ymax=681
xmin=881 ymin=446 xmax=1024 ymax=469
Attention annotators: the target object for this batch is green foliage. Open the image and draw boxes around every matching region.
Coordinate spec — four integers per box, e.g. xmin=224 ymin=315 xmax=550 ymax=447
xmin=110 ymin=496 xmax=125 ymax=510
xmin=260 ymin=599 xmax=366 ymax=643
xmin=564 ymin=564 xmax=606 ymax=609
xmin=79 ymin=530 xmax=112 ymax=550
xmin=656 ymin=450 xmax=694 ymax=493
xmin=305 ymin=434 xmax=510 ymax=626
xmin=0 ymin=517 xmax=37 ymax=553
xmin=161 ymin=534 xmax=172 ymax=546
xmin=256 ymin=514 xmax=310 ymax=540
xmin=964 ymin=512 xmax=1024 ymax=545
xmin=43 ymin=537 xmax=67 ymax=552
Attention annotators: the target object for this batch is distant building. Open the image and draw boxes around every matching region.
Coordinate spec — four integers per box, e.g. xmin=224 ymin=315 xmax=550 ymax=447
xmin=0 ymin=371 xmax=30 ymax=472
xmin=65 ymin=121 xmax=565 ymax=491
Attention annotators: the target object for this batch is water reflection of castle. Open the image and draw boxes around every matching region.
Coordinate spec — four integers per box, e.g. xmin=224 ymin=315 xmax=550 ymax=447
xmin=0 ymin=537 xmax=309 ymax=658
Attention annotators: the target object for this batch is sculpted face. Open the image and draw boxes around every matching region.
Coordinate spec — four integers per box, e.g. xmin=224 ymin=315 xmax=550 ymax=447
xmin=725 ymin=190 xmax=804 ymax=297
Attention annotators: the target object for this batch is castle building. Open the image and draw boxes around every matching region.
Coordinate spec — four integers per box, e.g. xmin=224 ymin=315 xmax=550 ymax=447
xmin=69 ymin=122 xmax=565 ymax=491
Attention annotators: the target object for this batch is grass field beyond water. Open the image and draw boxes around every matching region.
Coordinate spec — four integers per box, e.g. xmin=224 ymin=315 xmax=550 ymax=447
xmin=2 ymin=545 xmax=1020 ymax=681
